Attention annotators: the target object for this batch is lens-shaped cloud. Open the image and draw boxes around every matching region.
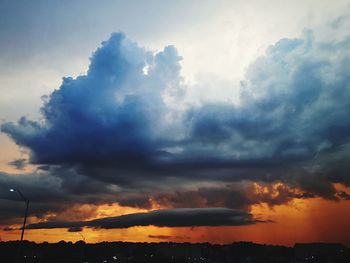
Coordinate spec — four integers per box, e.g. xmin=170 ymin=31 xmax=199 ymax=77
xmin=26 ymin=208 xmax=264 ymax=231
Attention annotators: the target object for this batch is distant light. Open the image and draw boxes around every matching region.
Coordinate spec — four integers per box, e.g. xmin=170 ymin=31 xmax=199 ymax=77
xmin=10 ymin=189 xmax=15 ymax=192
xmin=142 ymin=64 xmax=150 ymax=75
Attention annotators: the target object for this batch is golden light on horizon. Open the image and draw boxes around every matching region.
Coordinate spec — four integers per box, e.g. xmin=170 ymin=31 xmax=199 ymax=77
xmin=2 ymin=194 xmax=350 ymax=246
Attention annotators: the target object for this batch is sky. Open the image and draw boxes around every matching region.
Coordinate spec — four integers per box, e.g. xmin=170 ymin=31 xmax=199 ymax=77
xmin=1 ymin=0 xmax=350 ymax=246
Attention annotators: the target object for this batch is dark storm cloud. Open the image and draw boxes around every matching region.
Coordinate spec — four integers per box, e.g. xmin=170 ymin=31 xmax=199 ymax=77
xmin=1 ymin=32 xmax=182 ymax=166
xmin=116 ymin=181 xmax=303 ymax=210
xmin=1 ymin=25 xmax=350 ymax=225
xmin=8 ymin=158 xmax=27 ymax=170
xmin=26 ymin=208 xmax=262 ymax=231
xmin=0 ymin=170 xmax=120 ymax=224
xmin=3 ymin=30 xmax=350 ymax=174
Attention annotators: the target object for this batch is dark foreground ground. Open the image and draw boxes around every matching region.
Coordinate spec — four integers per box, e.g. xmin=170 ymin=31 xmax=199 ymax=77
xmin=0 ymin=241 xmax=349 ymax=263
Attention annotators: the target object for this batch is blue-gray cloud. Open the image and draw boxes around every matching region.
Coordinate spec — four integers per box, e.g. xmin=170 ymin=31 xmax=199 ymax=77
xmin=1 ymin=27 xmax=350 ymax=225
xmin=2 ymin=32 xmax=183 ymax=166
xmin=189 ymin=31 xmax=350 ymax=163
xmin=4 ymin=31 xmax=350 ymax=172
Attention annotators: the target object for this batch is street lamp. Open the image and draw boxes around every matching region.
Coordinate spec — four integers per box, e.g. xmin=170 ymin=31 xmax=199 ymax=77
xmin=10 ymin=188 xmax=29 ymax=241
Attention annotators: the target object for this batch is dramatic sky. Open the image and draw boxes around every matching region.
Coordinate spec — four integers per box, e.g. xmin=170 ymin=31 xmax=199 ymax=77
xmin=1 ymin=0 xmax=350 ymax=246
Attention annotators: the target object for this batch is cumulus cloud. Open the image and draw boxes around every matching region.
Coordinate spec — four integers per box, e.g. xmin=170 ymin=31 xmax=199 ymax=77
xmin=1 ymin=23 xmax=350 ymax=226
xmin=2 ymin=32 xmax=184 ymax=166
xmin=26 ymin=208 xmax=262 ymax=231
xmin=188 ymin=30 xmax=350 ymax=163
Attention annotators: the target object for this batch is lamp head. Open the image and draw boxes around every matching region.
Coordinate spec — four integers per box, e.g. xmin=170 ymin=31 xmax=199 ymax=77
xmin=10 ymin=188 xmax=15 ymax=192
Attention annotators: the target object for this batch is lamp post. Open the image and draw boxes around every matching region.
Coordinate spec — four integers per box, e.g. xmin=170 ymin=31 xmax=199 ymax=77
xmin=10 ymin=188 xmax=29 ymax=242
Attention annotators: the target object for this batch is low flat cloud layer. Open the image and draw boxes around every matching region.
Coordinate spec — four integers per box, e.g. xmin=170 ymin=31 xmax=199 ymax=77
xmin=1 ymin=17 xmax=350 ymax=227
xmin=26 ymin=208 xmax=261 ymax=231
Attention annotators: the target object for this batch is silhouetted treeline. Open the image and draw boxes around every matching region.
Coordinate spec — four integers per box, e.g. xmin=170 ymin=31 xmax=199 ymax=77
xmin=0 ymin=240 xmax=348 ymax=263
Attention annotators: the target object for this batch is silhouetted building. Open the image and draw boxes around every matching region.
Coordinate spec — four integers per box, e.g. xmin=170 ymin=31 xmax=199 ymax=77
xmin=0 ymin=240 xmax=349 ymax=263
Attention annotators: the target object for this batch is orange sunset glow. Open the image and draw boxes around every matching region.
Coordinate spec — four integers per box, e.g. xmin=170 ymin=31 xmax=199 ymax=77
xmin=1 ymin=194 xmax=350 ymax=246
